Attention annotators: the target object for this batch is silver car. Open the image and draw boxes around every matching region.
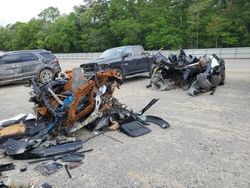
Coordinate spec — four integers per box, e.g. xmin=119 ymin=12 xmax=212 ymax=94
xmin=0 ymin=49 xmax=61 ymax=85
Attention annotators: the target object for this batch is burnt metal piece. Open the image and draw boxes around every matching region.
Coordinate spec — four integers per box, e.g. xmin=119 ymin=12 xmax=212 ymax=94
xmin=40 ymin=183 xmax=53 ymax=188
xmin=94 ymin=116 xmax=110 ymax=131
xmin=27 ymin=123 xmax=47 ymax=136
xmin=117 ymin=98 xmax=159 ymax=127
xmin=20 ymin=165 xmax=27 ymax=172
xmin=56 ymin=136 xmax=76 ymax=144
xmin=0 ymin=163 xmax=15 ymax=172
xmin=61 ymin=153 xmax=85 ymax=162
xmin=3 ymin=139 xmax=28 ymax=156
xmin=0 ymin=114 xmax=27 ymax=128
xmin=35 ymin=162 xmax=63 ymax=176
xmin=137 ymin=98 xmax=159 ymax=115
xmin=64 ymin=165 xmax=72 ymax=179
xmin=120 ymin=121 xmax=151 ymax=137
xmin=30 ymin=140 xmax=82 ymax=158
xmin=0 ymin=181 xmax=8 ymax=188
xmin=67 ymin=162 xmax=83 ymax=169
xmin=76 ymin=149 xmax=93 ymax=154
xmin=30 ymin=69 xmax=122 ymax=130
xmin=28 ymin=149 xmax=93 ymax=164
xmin=145 ymin=115 xmax=170 ymax=129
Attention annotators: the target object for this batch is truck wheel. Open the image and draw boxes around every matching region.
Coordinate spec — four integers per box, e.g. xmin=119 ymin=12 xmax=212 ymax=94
xmin=115 ymin=68 xmax=125 ymax=81
xmin=39 ymin=68 xmax=54 ymax=84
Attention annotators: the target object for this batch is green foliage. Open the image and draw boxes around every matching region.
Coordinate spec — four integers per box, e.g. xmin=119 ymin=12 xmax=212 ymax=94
xmin=38 ymin=7 xmax=60 ymax=23
xmin=0 ymin=0 xmax=249 ymax=52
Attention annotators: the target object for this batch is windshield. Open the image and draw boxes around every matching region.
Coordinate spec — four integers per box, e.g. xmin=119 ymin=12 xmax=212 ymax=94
xmin=99 ymin=47 xmax=125 ymax=59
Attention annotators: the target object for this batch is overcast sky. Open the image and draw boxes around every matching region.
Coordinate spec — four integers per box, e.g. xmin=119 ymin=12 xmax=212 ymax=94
xmin=0 ymin=0 xmax=84 ymax=26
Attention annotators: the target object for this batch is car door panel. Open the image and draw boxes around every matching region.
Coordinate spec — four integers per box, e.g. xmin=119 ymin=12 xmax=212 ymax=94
xmin=121 ymin=48 xmax=138 ymax=75
xmin=20 ymin=53 xmax=40 ymax=78
xmin=132 ymin=46 xmax=149 ymax=73
xmin=137 ymin=55 xmax=150 ymax=72
xmin=122 ymin=56 xmax=138 ymax=75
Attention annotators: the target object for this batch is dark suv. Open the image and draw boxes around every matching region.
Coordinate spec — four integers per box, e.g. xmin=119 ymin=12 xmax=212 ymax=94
xmin=80 ymin=45 xmax=154 ymax=80
xmin=0 ymin=49 xmax=61 ymax=85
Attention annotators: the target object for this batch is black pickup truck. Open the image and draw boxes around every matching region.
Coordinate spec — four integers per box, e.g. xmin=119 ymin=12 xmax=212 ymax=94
xmin=80 ymin=45 xmax=154 ymax=80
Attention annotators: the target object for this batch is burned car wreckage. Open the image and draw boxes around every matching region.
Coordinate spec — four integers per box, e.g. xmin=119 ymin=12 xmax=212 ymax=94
xmin=148 ymin=49 xmax=225 ymax=96
xmin=27 ymin=68 xmax=169 ymax=135
xmin=0 ymin=67 xmax=170 ymax=185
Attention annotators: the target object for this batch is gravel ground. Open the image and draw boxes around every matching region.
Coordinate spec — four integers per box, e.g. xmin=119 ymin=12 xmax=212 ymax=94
xmin=0 ymin=59 xmax=250 ymax=188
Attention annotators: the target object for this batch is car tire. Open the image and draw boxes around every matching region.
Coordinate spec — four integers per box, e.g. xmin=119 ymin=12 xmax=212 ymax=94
xmin=115 ymin=68 xmax=125 ymax=81
xmin=39 ymin=68 xmax=54 ymax=84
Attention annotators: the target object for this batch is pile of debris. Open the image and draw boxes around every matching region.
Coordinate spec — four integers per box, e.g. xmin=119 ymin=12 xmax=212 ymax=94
xmin=0 ymin=68 xmax=170 ymax=186
xmin=147 ymin=49 xmax=225 ymax=96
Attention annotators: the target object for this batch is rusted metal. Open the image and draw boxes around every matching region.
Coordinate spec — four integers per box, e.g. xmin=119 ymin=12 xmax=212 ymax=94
xmin=31 ymin=69 xmax=122 ymax=130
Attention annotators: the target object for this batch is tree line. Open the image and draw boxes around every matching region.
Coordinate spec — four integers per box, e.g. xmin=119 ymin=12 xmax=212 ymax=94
xmin=0 ymin=0 xmax=249 ymax=53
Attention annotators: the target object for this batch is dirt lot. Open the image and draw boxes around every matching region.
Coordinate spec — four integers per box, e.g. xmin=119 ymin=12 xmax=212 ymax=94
xmin=0 ymin=59 xmax=250 ymax=188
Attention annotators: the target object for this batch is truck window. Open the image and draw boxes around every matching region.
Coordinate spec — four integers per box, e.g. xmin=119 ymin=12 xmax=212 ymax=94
xmin=20 ymin=53 xmax=38 ymax=62
xmin=123 ymin=48 xmax=134 ymax=56
xmin=133 ymin=46 xmax=144 ymax=56
xmin=1 ymin=54 xmax=20 ymax=64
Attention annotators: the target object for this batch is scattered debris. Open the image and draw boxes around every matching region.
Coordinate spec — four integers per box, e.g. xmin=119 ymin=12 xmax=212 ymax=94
xmin=28 ymin=148 xmax=92 ymax=164
xmin=30 ymin=140 xmax=83 ymax=158
xmin=40 ymin=183 xmax=53 ymax=188
xmin=61 ymin=153 xmax=84 ymax=163
xmin=0 ymin=114 xmax=27 ymax=128
xmin=0 ymin=181 xmax=7 ymax=188
xmin=0 ymin=163 xmax=15 ymax=174
xmin=145 ymin=115 xmax=170 ymax=129
xmin=2 ymin=138 xmax=28 ymax=156
xmin=29 ymin=68 xmax=122 ymax=132
xmin=35 ymin=161 xmax=63 ymax=176
xmin=67 ymin=161 xmax=83 ymax=170
xmin=20 ymin=165 xmax=27 ymax=172
xmin=120 ymin=121 xmax=151 ymax=137
xmin=148 ymin=49 xmax=225 ymax=96
xmin=0 ymin=68 xmax=170 ymax=182
xmin=64 ymin=164 xmax=72 ymax=179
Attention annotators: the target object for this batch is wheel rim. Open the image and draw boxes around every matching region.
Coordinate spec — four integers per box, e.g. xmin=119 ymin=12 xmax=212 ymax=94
xmin=40 ymin=69 xmax=53 ymax=83
xmin=151 ymin=77 xmax=165 ymax=91
xmin=116 ymin=70 xmax=123 ymax=81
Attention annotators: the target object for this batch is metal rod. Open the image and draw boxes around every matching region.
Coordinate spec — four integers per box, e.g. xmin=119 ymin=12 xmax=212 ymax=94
xmin=65 ymin=165 xmax=72 ymax=178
